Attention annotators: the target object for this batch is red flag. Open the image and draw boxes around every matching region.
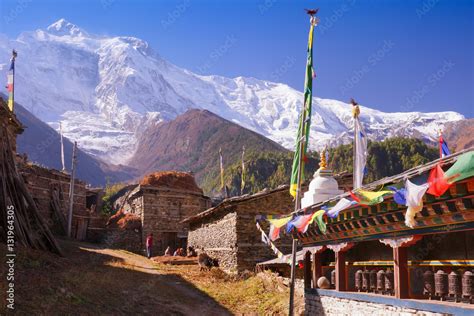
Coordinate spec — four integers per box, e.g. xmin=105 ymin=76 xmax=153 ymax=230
xmin=427 ymin=164 xmax=451 ymax=197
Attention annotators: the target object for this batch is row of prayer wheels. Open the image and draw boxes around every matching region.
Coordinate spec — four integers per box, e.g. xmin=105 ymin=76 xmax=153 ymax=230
xmin=354 ymin=269 xmax=394 ymax=295
xmin=423 ymin=270 xmax=473 ymax=303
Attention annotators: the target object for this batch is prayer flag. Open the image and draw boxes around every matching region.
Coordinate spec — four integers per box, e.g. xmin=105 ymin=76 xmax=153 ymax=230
xmin=404 ymin=179 xmax=429 ymax=228
xmin=444 ymin=152 xmax=474 ymax=183
xmin=352 ymin=189 xmax=392 ymax=205
xmin=388 ymin=186 xmax=407 ymax=205
xmin=439 ymin=134 xmax=451 ymax=158
xmin=327 ymin=198 xmax=354 ymax=218
xmin=290 ymin=21 xmax=315 ymax=198
xmin=405 ymin=179 xmax=429 ymax=207
xmin=268 ymin=216 xmax=292 ymax=228
xmin=269 ymin=225 xmax=281 ymax=241
xmin=309 ymin=210 xmax=327 ymax=234
xmin=6 ymin=50 xmax=16 ymax=112
xmin=353 ymin=108 xmax=368 ymax=189
xmin=286 ymin=214 xmax=313 ymax=233
xmin=427 ymin=164 xmax=451 ymax=197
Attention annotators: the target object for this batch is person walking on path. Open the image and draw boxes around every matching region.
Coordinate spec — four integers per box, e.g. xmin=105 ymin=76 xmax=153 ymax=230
xmin=146 ymin=233 xmax=153 ymax=259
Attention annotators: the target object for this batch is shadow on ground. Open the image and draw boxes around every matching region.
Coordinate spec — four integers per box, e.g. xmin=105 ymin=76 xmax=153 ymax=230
xmin=0 ymin=239 xmax=232 ymax=315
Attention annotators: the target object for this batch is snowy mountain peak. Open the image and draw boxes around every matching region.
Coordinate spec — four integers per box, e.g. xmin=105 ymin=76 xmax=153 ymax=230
xmin=46 ymin=18 xmax=87 ymax=37
xmin=0 ymin=20 xmax=466 ymax=165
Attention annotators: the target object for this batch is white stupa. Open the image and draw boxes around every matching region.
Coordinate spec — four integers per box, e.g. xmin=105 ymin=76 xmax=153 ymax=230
xmin=301 ymin=149 xmax=343 ymax=208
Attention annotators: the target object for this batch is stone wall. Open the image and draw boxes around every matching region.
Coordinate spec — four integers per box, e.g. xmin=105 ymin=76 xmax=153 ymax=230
xmin=188 ymin=211 xmax=238 ymax=271
xmin=127 ymin=185 xmax=211 ymax=255
xmin=235 ymin=192 xmax=295 ymax=272
xmin=19 ymin=162 xmax=88 ymax=237
xmin=305 ymin=290 xmax=453 ymax=316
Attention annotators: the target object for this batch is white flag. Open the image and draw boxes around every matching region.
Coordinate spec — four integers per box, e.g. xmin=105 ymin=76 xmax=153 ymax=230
xmin=404 ymin=179 xmax=429 ymax=228
xmin=354 ymin=116 xmax=368 ymax=189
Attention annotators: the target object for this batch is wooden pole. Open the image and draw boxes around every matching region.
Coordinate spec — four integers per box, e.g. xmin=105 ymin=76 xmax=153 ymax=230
xmin=335 ymin=251 xmax=346 ymax=291
xmin=60 ymin=122 xmax=65 ymax=172
xmin=312 ymin=252 xmax=322 ymax=288
xmin=67 ymin=141 xmax=77 ymax=238
xmin=289 ymin=12 xmax=318 ymax=315
xmin=393 ymin=246 xmax=409 ymax=298
xmin=304 ymin=251 xmax=312 ymax=289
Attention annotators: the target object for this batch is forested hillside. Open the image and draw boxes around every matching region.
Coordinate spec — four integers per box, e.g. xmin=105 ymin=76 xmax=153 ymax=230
xmin=215 ymin=138 xmax=439 ymax=197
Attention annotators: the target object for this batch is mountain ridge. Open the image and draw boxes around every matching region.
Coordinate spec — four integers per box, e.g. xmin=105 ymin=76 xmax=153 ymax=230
xmin=0 ymin=18 xmax=465 ymax=165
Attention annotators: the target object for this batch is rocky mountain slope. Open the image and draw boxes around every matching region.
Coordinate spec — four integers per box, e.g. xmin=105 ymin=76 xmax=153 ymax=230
xmin=4 ymin=94 xmax=137 ymax=186
xmin=129 ymin=109 xmax=287 ymax=194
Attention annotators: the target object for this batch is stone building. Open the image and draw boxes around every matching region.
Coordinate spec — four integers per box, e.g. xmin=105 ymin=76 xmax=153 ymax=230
xmin=113 ymin=172 xmax=211 ymax=255
xmin=2 ymin=96 xmax=90 ymax=240
xmin=184 ymin=171 xmax=352 ymax=273
xmin=18 ymin=160 xmax=89 ymax=239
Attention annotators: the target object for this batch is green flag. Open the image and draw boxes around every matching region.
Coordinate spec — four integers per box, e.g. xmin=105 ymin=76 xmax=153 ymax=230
xmin=290 ymin=22 xmax=315 ymax=198
xmin=445 ymin=151 xmax=474 ymax=183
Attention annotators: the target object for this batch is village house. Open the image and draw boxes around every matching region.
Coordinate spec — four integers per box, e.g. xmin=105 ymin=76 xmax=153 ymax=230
xmin=183 ymin=171 xmax=352 ymax=273
xmin=112 ymin=172 xmax=212 ymax=255
xmin=1 ymin=97 xmax=90 ymax=240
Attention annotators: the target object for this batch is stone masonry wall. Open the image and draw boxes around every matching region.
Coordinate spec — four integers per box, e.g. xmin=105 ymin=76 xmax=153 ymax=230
xmin=19 ymin=162 xmax=87 ymax=235
xmin=305 ymin=292 xmax=446 ymax=316
xmin=140 ymin=186 xmax=211 ymax=254
xmin=188 ymin=211 xmax=238 ymax=272
xmin=235 ymin=190 xmax=295 ymax=272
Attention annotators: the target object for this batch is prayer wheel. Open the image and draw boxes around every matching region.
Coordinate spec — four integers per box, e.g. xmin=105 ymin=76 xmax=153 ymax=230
xmin=331 ymin=269 xmax=336 ymax=288
xmin=362 ymin=270 xmax=370 ymax=292
xmin=448 ymin=271 xmax=461 ymax=302
xmin=462 ymin=271 xmax=473 ymax=303
xmin=435 ymin=270 xmax=448 ymax=300
xmin=369 ymin=270 xmax=377 ymax=292
xmin=385 ymin=270 xmax=394 ymax=295
xmin=423 ymin=270 xmax=435 ymax=299
xmin=377 ymin=270 xmax=385 ymax=294
xmin=355 ymin=270 xmax=363 ymax=292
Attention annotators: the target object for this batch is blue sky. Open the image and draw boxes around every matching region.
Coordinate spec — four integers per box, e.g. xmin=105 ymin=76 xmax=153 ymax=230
xmin=1 ymin=0 xmax=473 ymax=117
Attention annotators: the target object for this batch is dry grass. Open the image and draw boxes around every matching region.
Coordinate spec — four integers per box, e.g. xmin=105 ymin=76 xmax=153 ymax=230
xmin=0 ymin=241 xmax=294 ymax=315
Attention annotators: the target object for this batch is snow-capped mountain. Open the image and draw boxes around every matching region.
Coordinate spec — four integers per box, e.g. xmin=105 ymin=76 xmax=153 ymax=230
xmin=0 ymin=19 xmax=465 ymax=164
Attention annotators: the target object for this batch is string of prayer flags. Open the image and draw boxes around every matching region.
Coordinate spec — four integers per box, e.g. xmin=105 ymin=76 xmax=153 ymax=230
xmin=255 ymin=221 xmax=291 ymax=264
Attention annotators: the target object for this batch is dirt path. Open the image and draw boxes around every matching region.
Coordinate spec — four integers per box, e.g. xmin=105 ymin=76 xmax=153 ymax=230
xmin=3 ymin=240 xmax=232 ymax=315
xmin=84 ymin=246 xmax=232 ymax=315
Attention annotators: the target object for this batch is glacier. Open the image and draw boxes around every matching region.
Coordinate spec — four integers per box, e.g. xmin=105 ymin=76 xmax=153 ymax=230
xmin=0 ymin=19 xmax=465 ymax=164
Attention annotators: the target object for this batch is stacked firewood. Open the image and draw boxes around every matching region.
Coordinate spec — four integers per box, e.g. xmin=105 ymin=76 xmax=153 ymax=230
xmin=0 ymin=120 xmax=62 ymax=255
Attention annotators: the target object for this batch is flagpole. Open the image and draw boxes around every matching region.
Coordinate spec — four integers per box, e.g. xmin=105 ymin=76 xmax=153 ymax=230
xmin=11 ymin=51 xmax=15 ymax=112
xmin=288 ymin=11 xmax=318 ymax=316
xmin=60 ymin=122 xmax=66 ymax=172
xmin=241 ymin=145 xmax=245 ymax=195
xmin=351 ymin=98 xmax=358 ymax=190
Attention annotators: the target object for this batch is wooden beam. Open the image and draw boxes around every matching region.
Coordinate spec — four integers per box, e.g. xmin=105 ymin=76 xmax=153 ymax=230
xmin=335 ymin=251 xmax=346 ymax=291
xmin=304 ymin=251 xmax=312 ymax=289
xmin=312 ymin=252 xmax=322 ymax=288
xmin=393 ymin=246 xmax=409 ymax=299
